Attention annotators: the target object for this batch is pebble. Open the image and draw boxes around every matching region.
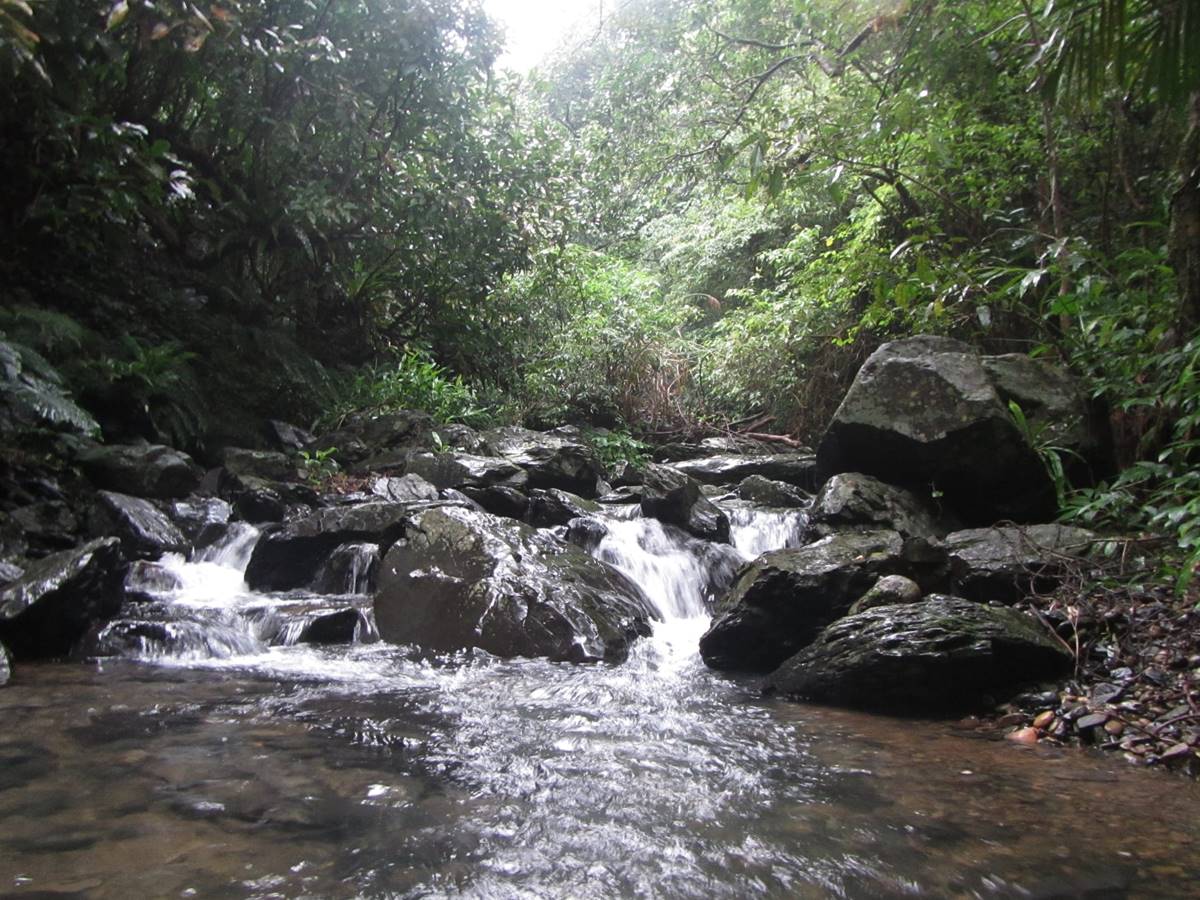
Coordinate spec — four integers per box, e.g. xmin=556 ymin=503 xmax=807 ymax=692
xmin=996 ymin=713 xmax=1025 ymax=727
xmin=1007 ymin=727 xmax=1040 ymax=745
xmin=1104 ymin=719 xmax=1125 ymax=736
xmin=1032 ymin=710 xmax=1056 ymax=730
xmin=1076 ymin=713 xmax=1109 ymax=731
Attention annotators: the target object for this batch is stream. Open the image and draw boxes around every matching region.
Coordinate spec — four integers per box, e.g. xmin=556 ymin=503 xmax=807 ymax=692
xmin=2 ymin=506 xmax=1199 ymax=898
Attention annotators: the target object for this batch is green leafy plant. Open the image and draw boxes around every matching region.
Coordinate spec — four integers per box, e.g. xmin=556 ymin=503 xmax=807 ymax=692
xmin=299 ymin=447 xmax=340 ymax=484
xmin=585 ymin=428 xmax=649 ymax=470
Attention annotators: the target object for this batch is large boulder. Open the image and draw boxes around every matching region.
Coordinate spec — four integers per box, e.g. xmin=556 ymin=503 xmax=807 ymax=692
xmin=671 ymin=453 xmax=819 ymax=491
xmin=10 ymin=501 xmax=80 ymax=553
xmin=371 ymin=473 xmax=440 ymax=504
xmin=816 ymin=336 xmax=1056 ymax=524
xmin=77 ymin=442 xmax=202 ymax=499
xmin=481 ymin=426 xmax=605 ymax=496
xmin=525 ymin=489 xmax=601 ymax=528
xmin=0 ymin=339 xmax=99 ymax=437
xmin=945 ymin=524 xmax=1098 ymax=603
xmin=807 ymin=472 xmax=943 ymax=540
xmin=734 ymin=474 xmax=809 ymax=508
xmin=640 ymin=464 xmax=730 ymax=544
xmin=165 ymin=497 xmax=232 ymax=549
xmin=220 ymin=447 xmax=295 ymax=482
xmin=244 ymin=502 xmax=417 ymax=591
xmin=90 ymin=491 xmax=189 ymax=559
xmin=699 ymin=530 xmax=947 ymax=672
xmin=0 ymin=538 xmax=125 ymax=658
xmin=375 ymin=506 xmax=655 ymax=663
xmin=766 ymin=596 xmax=1072 ymax=712
xmin=403 ymin=451 xmax=528 ymax=493
xmin=982 ymin=353 xmax=1114 ymax=484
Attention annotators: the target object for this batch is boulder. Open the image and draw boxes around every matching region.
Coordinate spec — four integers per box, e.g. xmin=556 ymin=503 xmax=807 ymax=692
xmin=983 ymin=353 xmax=1113 ymax=483
xmin=481 ymin=426 xmax=604 ymax=496
xmin=77 ymin=443 xmax=202 ymax=499
xmin=766 ymin=595 xmax=1072 ymax=712
xmin=526 ymin=489 xmax=601 ymax=528
xmin=165 ymin=497 xmax=232 ymax=549
xmin=123 ymin=560 xmax=184 ymax=603
xmin=0 ymin=538 xmax=125 ymax=658
xmin=671 ymin=453 xmax=819 ymax=491
xmin=10 ymin=501 xmax=80 ymax=553
xmin=699 ymin=530 xmax=946 ymax=673
xmin=435 ymin=423 xmax=485 ymax=454
xmin=807 ymin=472 xmax=943 ymax=540
xmin=220 ymin=447 xmax=295 ymax=482
xmin=734 ymin=475 xmax=809 ymax=508
xmin=0 ymin=560 xmax=24 ymax=584
xmin=266 ymin=419 xmax=314 ymax=451
xmin=0 ymin=339 xmax=99 ymax=437
xmin=311 ymin=543 xmax=380 ymax=595
xmin=847 ymin=574 xmax=923 ymax=615
xmin=90 ymin=491 xmax=188 ymax=559
xmin=371 ymin=474 xmax=440 ymax=504
xmin=244 ymin=502 xmax=415 ymax=591
xmin=640 ymin=464 xmax=730 ymax=544
xmin=403 ymin=451 xmax=528 ymax=492
xmin=816 ymin=336 xmax=1056 ymax=524
xmin=607 ymin=461 xmax=644 ymax=488
xmin=461 ymin=485 xmax=528 ymax=519
xmin=315 ymin=410 xmax=436 ymax=466
xmin=298 ymin=608 xmax=365 ymax=645
xmin=945 ymin=524 xmax=1098 ymax=603
xmin=0 ymin=640 xmax=9 ymax=685
xmin=374 ymin=506 xmax=655 ymax=663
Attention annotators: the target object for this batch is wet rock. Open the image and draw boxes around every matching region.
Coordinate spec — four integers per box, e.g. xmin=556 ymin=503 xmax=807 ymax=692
xmin=982 ymin=353 xmax=1114 ymax=484
xmin=244 ymin=502 xmax=414 ymax=591
xmin=0 ymin=339 xmax=99 ymax=437
xmin=608 ymin=461 xmax=644 ymax=488
xmin=10 ymin=500 xmax=80 ymax=552
xmin=124 ymin=560 xmax=183 ymax=603
xmin=481 ymin=426 xmax=605 ymax=496
xmin=735 ymin=474 xmax=809 ymax=508
xmin=767 ymin=595 xmax=1072 ymax=712
xmin=816 ymin=335 xmax=1057 ymax=524
xmin=1007 ymin=727 xmax=1041 ymax=745
xmin=700 ymin=530 xmax=936 ymax=672
xmin=220 ymin=447 xmax=295 ymax=482
xmin=435 ymin=423 xmax=485 ymax=454
xmin=671 ymin=453 xmax=819 ymax=492
xmin=848 ymin=574 xmax=923 ymax=615
xmin=564 ymin=516 xmax=609 ymax=552
xmin=461 ymin=485 xmax=529 ymax=520
xmin=403 ymin=450 xmax=528 ymax=493
xmin=165 ymin=497 xmax=232 ymax=549
xmin=598 ymin=485 xmax=643 ymax=504
xmin=526 ymin=489 xmax=601 ymax=528
xmin=640 ymin=464 xmax=730 ymax=544
xmin=371 ymin=474 xmax=440 ymax=504
xmin=1076 ymin=712 xmax=1109 ymax=731
xmin=0 ymin=640 xmax=9 ymax=685
xmin=77 ymin=443 xmax=202 ymax=499
xmin=232 ymin=486 xmax=288 ymax=524
xmin=298 ymin=608 xmax=364 ymax=645
xmin=0 ymin=559 xmax=24 ymax=584
xmin=945 ymin=524 xmax=1098 ymax=602
xmin=311 ymin=543 xmax=380 ymax=595
xmin=1033 ymin=710 xmax=1056 ymax=729
xmin=266 ymin=419 xmax=314 ymax=451
xmin=0 ymin=538 xmax=125 ymax=659
xmin=375 ymin=506 xmax=655 ymax=663
xmin=807 ymin=472 xmax=943 ymax=540
xmin=90 ymin=491 xmax=188 ymax=559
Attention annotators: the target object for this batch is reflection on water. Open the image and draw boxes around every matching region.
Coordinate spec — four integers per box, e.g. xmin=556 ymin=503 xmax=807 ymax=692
xmin=1 ymin=508 xmax=1197 ymax=897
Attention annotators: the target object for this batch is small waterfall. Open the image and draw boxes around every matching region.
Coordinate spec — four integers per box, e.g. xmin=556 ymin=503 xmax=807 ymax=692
xmin=594 ymin=516 xmax=715 ymax=620
xmin=312 ymin=543 xmax=380 ymax=595
xmin=725 ymin=505 xmax=807 ymax=559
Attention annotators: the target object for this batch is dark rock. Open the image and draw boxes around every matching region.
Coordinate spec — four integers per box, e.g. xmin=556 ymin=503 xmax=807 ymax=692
xmin=77 ymin=443 xmax=202 ymax=499
xmin=608 ymin=461 xmax=644 ymax=488
xmin=945 ymin=524 xmax=1098 ymax=602
xmin=435 ymin=423 xmax=485 ymax=454
xmin=357 ymin=410 xmax=437 ymax=450
xmin=481 ymin=426 xmax=604 ymax=496
xmin=124 ymin=560 xmax=183 ymax=602
xmin=375 ymin=506 xmax=655 ymax=662
xmin=848 ymin=574 xmax=923 ymax=615
xmin=0 ymin=538 xmax=125 ymax=659
xmin=654 ymin=437 xmax=772 ymax=463
xmin=640 ymin=464 xmax=730 ymax=543
xmin=403 ymin=451 xmax=528 ymax=492
xmin=564 ymin=516 xmax=609 ymax=551
xmin=982 ymin=353 xmax=1114 ymax=484
xmin=526 ymin=489 xmax=601 ymax=528
xmin=598 ymin=485 xmax=643 ymax=504
xmin=233 ymin=486 xmax=288 ymax=524
xmin=816 ymin=336 xmax=1056 ymax=524
xmin=311 ymin=543 xmax=380 ymax=595
xmin=267 ymin=419 xmax=314 ymax=451
xmin=227 ymin=476 xmax=319 ymax=525
xmin=0 ymin=560 xmax=24 ymax=584
xmin=10 ymin=501 xmax=80 ymax=552
xmin=672 ymin=453 xmax=819 ymax=491
xmin=767 ymin=595 xmax=1072 ymax=712
xmin=735 ymin=474 xmax=809 ymax=508
xmin=221 ymin=447 xmax=295 ymax=482
xmin=652 ymin=442 xmax=712 ymax=463
xmin=371 ymin=474 xmax=440 ymax=503
xmin=699 ymin=530 xmax=942 ymax=672
xmin=298 ymin=608 xmax=365 ymax=645
xmin=461 ymin=485 xmax=529 ymax=520
xmin=165 ymin=497 xmax=232 ymax=549
xmin=90 ymin=491 xmax=188 ymax=559
xmin=0 ymin=640 xmax=9 ymax=685
xmin=244 ymin=502 xmax=413 ymax=591
xmin=807 ymin=472 xmax=942 ymax=540
xmin=0 ymin=339 xmax=99 ymax=437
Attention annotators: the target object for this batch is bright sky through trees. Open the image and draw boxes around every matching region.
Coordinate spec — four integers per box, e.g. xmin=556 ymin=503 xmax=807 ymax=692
xmin=484 ymin=0 xmax=600 ymax=72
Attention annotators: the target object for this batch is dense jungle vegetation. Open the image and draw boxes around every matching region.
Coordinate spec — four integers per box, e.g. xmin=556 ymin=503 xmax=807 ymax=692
xmin=1 ymin=0 xmax=1198 ymax=583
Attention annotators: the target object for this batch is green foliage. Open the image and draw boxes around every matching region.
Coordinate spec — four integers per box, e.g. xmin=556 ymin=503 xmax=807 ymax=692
xmin=299 ymin=447 xmax=340 ymax=485
xmin=584 ymin=428 xmax=650 ymax=470
xmin=324 ymin=349 xmax=489 ymax=430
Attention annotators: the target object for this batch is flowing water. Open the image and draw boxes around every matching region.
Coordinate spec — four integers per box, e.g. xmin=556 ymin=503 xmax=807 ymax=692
xmin=2 ymin=506 xmax=1199 ymax=898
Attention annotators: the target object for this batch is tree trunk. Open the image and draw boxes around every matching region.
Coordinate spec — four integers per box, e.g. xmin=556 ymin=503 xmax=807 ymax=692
xmin=1169 ymin=91 xmax=1200 ymax=335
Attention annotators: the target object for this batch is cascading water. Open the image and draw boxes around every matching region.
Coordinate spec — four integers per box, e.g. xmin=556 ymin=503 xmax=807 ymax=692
xmin=5 ymin=502 xmax=1200 ymax=898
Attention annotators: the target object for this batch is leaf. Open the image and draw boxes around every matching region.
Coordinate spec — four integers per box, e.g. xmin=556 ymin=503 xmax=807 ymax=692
xmin=106 ymin=0 xmax=130 ymax=31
